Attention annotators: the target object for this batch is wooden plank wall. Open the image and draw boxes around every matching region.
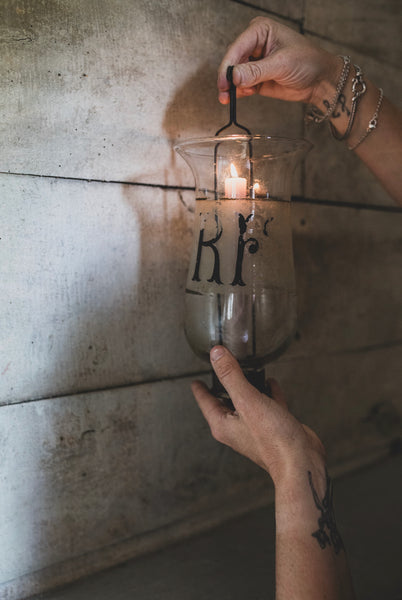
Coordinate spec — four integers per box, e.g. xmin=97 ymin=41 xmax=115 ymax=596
xmin=0 ymin=1 xmax=401 ymax=597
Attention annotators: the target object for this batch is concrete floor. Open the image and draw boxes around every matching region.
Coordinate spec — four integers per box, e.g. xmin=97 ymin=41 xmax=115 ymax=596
xmin=34 ymin=454 xmax=402 ymax=600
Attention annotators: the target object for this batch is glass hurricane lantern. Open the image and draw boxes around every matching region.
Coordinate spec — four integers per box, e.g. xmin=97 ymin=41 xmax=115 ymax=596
xmin=175 ymin=134 xmax=311 ymax=403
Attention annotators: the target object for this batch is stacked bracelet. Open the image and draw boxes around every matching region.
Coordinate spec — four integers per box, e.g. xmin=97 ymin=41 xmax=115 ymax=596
xmin=306 ymin=56 xmax=351 ymax=124
xmin=348 ymin=87 xmax=384 ymax=151
xmin=308 ymin=57 xmax=383 ymax=150
xmin=329 ymin=63 xmax=367 ymax=141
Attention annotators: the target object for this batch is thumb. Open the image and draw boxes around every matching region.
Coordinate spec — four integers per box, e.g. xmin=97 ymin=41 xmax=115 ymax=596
xmin=233 ymin=57 xmax=277 ymax=89
xmin=210 ymin=346 xmax=262 ymax=411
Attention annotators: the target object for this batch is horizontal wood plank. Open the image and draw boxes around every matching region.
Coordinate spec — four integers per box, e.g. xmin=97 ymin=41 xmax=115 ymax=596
xmin=304 ymin=0 xmax=402 ymax=68
xmin=0 ymin=0 xmax=302 ymax=187
xmin=232 ymin=0 xmax=303 ymax=21
xmin=12 ymin=457 xmax=402 ymax=600
xmin=0 ymin=346 xmax=401 ymax=598
xmin=290 ymin=201 xmax=402 ymax=358
xmin=1 ymin=175 xmax=401 ymax=404
xmin=0 ymin=175 xmax=204 ymax=404
xmin=0 ymin=375 xmax=268 ymax=591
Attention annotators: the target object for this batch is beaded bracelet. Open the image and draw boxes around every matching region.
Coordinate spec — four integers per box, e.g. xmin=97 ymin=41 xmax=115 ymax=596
xmin=330 ymin=64 xmax=367 ymax=141
xmin=348 ymin=87 xmax=384 ymax=151
xmin=306 ymin=55 xmax=351 ymax=124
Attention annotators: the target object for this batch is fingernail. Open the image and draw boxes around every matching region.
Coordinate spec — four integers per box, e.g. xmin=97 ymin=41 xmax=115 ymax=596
xmin=210 ymin=346 xmax=225 ymax=362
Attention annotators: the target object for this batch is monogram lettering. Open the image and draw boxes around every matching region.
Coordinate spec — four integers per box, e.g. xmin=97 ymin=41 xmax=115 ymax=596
xmin=230 ymin=214 xmax=259 ymax=286
xmin=192 ymin=215 xmax=223 ymax=284
xmin=192 ymin=212 xmax=263 ymax=286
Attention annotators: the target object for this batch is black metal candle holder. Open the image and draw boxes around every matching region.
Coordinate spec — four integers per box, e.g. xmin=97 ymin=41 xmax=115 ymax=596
xmin=214 ymin=66 xmax=254 ymax=199
xmin=211 ymin=67 xmax=269 ymax=409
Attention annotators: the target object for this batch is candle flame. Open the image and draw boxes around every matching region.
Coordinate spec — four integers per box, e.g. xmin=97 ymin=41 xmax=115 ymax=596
xmin=230 ymin=163 xmax=238 ymax=177
xmin=253 ymin=182 xmax=260 ymax=192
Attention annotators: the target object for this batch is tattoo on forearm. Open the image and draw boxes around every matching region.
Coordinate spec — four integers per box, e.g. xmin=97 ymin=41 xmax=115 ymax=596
xmin=307 ymin=468 xmax=344 ymax=554
xmin=323 ymin=93 xmax=351 ymax=118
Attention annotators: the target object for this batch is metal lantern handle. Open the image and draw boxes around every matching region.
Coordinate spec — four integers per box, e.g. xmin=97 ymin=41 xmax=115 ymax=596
xmin=214 ymin=65 xmax=254 ymax=200
xmin=215 ymin=66 xmax=252 ymax=136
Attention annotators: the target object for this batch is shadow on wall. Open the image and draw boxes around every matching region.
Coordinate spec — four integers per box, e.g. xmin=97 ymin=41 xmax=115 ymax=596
xmin=161 ymin=60 xmax=306 ymax=192
xmin=162 ymin=61 xmax=227 ymax=142
xmin=162 ymin=61 xmax=227 ymax=183
xmin=1 ymin=57 xmax=296 ymax=597
xmin=0 ymin=176 xmax=268 ymax=598
xmin=0 ymin=178 xmax=203 ymax=597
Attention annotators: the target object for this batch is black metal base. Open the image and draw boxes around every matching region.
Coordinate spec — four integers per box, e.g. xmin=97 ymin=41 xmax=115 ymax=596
xmin=211 ymin=369 xmax=271 ymax=411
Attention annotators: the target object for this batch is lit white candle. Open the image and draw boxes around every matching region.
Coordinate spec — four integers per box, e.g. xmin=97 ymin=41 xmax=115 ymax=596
xmin=225 ymin=163 xmax=247 ymax=198
xmin=252 ymin=182 xmax=260 ymax=199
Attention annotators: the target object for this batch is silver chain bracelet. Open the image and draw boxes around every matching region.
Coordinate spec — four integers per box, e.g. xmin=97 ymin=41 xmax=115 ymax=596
xmin=330 ymin=63 xmax=367 ymax=141
xmin=306 ymin=56 xmax=351 ymax=124
xmin=348 ymin=87 xmax=384 ymax=151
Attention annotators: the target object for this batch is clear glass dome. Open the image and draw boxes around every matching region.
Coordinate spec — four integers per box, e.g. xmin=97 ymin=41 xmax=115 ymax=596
xmin=175 ymin=135 xmax=311 ymax=393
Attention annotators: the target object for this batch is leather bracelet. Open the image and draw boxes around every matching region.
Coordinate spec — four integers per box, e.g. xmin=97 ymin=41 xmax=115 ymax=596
xmin=330 ymin=64 xmax=367 ymax=141
xmin=306 ymin=56 xmax=351 ymax=124
xmin=348 ymin=88 xmax=384 ymax=151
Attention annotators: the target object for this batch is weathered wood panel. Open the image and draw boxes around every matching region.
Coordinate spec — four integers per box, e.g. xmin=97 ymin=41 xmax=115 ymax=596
xmin=303 ymin=37 xmax=402 ymax=207
xmin=290 ymin=202 xmax=402 ymax=357
xmin=12 ymin=457 xmax=402 ymax=600
xmin=0 ymin=0 xmax=302 ymax=187
xmin=0 ymin=345 xmax=400 ymax=599
xmin=0 ymin=1 xmax=401 ymax=599
xmin=237 ymin=0 xmax=303 ymax=21
xmin=271 ymin=347 xmax=402 ymax=468
xmin=0 ymin=175 xmax=204 ymax=405
xmin=1 ymin=175 xmax=401 ymax=405
xmin=0 ymin=375 xmax=269 ymax=597
xmin=304 ymin=0 xmax=402 ymax=68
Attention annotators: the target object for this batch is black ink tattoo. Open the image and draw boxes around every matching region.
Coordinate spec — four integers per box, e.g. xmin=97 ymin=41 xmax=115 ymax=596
xmin=307 ymin=468 xmax=344 ymax=554
xmin=323 ymin=93 xmax=351 ymax=118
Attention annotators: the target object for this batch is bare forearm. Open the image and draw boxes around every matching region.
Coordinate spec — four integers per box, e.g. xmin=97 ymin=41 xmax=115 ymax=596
xmin=313 ymin=61 xmax=402 ymax=206
xmin=354 ymin=93 xmax=402 ymax=205
xmin=275 ymin=463 xmax=355 ymax=600
xmin=218 ymin=17 xmax=402 ymax=206
xmin=192 ymin=347 xmax=356 ymax=599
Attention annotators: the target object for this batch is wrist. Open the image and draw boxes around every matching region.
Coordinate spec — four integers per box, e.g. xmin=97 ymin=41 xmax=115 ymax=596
xmin=311 ymin=56 xmax=384 ymax=151
xmin=310 ymin=53 xmax=345 ymax=110
xmin=273 ymin=451 xmax=327 ymax=508
xmin=274 ymin=459 xmax=329 ymax=536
